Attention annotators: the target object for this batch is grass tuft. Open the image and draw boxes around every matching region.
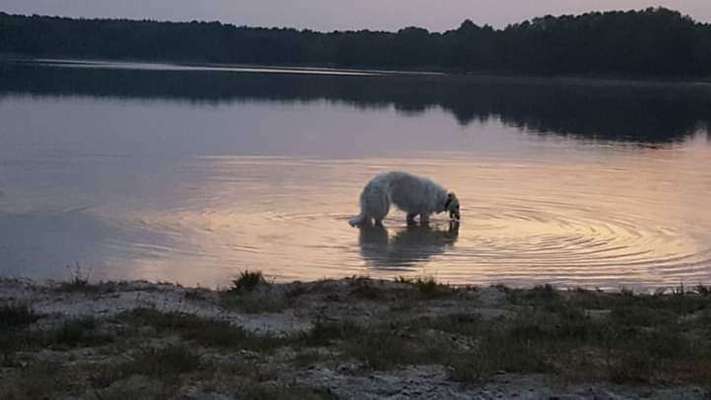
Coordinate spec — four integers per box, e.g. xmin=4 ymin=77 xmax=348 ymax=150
xmin=56 ymin=262 xmax=99 ymax=293
xmin=696 ymin=284 xmax=711 ymax=296
xmin=49 ymin=317 xmax=114 ymax=348
xmin=0 ymin=303 xmax=39 ymax=330
xmin=413 ymin=277 xmax=445 ymax=297
xmin=395 ymin=276 xmax=451 ymax=298
xmin=222 ymin=271 xmax=287 ymax=313
xmin=230 ymin=270 xmax=267 ymax=293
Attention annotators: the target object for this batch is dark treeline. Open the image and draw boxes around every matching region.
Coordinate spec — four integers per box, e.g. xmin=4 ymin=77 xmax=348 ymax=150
xmin=2 ymin=7 xmax=711 ymax=77
xmin=3 ymin=62 xmax=710 ymax=142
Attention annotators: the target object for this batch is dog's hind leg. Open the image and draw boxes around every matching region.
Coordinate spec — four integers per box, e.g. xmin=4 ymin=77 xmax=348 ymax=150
xmin=363 ymin=191 xmax=389 ymax=226
xmin=352 ymin=177 xmax=390 ymax=227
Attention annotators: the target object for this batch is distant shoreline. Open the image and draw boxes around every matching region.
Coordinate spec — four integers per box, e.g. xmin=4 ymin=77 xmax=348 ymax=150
xmin=3 ymin=8 xmax=711 ymax=79
xmin=4 ymin=55 xmax=711 ymax=86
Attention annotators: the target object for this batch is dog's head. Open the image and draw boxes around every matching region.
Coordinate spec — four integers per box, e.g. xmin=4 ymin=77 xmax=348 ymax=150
xmin=443 ymin=192 xmax=460 ymax=221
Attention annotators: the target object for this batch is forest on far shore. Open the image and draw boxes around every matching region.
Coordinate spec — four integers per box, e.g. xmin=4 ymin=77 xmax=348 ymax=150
xmin=1 ymin=7 xmax=710 ymax=77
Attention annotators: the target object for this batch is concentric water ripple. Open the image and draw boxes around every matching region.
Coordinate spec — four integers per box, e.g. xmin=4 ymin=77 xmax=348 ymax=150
xmin=2 ymin=79 xmax=711 ymax=289
xmin=3 ymin=153 xmax=710 ymax=289
xmin=174 ymin=155 xmax=711 ymax=290
xmin=445 ymin=201 xmax=711 ymax=285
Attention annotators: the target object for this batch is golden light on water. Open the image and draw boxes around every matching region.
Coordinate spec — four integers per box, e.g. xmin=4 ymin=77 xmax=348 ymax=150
xmin=113 ymin=141 xmax=711 ymax=289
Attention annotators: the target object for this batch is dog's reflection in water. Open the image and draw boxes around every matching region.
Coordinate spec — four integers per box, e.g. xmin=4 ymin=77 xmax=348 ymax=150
xmin=359 ymin=222 xmax=459 ymax=268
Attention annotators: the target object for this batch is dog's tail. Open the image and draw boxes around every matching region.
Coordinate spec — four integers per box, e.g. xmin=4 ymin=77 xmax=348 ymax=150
xmin=349 ymin=213 xmax=367 ymax=227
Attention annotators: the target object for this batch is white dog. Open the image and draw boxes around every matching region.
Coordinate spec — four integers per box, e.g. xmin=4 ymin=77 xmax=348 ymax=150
xmin=349 ymin=171 xmax=460 ymax=227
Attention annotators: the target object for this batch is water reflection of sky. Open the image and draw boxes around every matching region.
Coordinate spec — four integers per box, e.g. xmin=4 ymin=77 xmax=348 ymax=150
xmin=1 ymin=61 xmax=710 ymax=288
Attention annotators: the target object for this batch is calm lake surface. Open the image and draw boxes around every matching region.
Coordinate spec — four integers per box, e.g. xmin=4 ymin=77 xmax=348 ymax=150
xmin=1 ymin=59 xmax=710 ymax=289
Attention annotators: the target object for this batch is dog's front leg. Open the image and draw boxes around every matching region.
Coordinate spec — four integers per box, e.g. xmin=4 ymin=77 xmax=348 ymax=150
xmin=420 ymin=214 xmax=430 ymax=225
xmin=406 ymin=213 xmax=418 ymax=225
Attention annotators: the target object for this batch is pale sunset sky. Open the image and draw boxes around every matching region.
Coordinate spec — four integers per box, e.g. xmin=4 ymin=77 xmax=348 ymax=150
xmin=1 ymin=0 xmax=709 ymax=31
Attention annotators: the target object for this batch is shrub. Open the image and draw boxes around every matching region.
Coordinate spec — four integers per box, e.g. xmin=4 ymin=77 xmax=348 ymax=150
xmin=230 ymin=270 xmax=267 ymax=293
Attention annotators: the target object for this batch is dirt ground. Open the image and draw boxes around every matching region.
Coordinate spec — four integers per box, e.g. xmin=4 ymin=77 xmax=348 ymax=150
xmin=1 ymin=276 xmax=710 ymax=399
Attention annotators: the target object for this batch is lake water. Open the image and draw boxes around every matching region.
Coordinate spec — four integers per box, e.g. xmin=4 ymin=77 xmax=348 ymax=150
xmin=1 ymin=59 xmax=710 ymax=289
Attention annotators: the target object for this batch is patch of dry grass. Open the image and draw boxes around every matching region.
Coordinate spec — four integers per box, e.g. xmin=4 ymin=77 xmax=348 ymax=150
xmin=0 ymin=360 xmax=70 ymax=400
xmin=221 ymin=290 xmax=289 ymax=314
xmin=121 ymin=308 xmax=286 ymax=351
xmin=2 ymin=276 xmax=710 ymax=399
xmin=222 ymin=270 xmax=289 ymax=313
xmin=0 ymin=303 xmax=38 ymax=329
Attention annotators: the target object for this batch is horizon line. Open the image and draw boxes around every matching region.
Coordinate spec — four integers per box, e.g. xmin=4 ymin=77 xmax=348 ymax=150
xmin=1 ymin=6 xmax=705 ymax=35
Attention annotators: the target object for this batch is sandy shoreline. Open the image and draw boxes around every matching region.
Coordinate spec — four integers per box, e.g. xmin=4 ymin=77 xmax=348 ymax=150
xmin=2 ymin=276 xmax=710 ymax=399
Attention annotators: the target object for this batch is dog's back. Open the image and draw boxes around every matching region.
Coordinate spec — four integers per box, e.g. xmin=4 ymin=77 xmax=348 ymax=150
xmin=350 ymin=171 xmax=449 ymax=226
xmin=384 ymin=172 xmax=444 ymax=213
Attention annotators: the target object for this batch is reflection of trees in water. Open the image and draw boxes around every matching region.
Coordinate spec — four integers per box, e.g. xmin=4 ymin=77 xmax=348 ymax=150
xmin=359 ymin=223 xmax=459 ymax=269
xmin=2 ymin=63 xmax=711 ymax=142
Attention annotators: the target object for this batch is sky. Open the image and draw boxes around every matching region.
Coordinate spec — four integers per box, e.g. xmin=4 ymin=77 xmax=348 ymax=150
xmin=1 ymin=0 xmax=710 ymax=32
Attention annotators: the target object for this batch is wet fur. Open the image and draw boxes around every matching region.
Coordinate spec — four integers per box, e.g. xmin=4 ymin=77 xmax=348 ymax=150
xmin=349 ymin=171 xmax=458 ymax=226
